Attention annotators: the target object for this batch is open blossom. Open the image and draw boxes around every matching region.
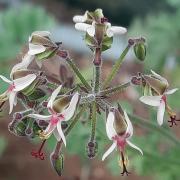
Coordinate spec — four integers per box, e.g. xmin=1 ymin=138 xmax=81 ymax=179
xmin=140 ymin=70 xmax=178 ymax=126
xmin=102 ymin=110 xmax=143 ymax=175
xmin=75 ymin=22 xmax=127 ymax=38
xmin=0 ymin=74 xmax=36 ymax=114
xmin=28 ymin=85 xmax=79 ymax=146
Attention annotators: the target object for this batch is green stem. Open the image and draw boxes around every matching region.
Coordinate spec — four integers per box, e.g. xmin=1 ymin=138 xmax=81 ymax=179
xmin=103 ymin=45 xmax=131 ymax=88
xmin=129 ymin=113 xmax=180 ymax=146
xmin=66 ymin=58 xmax=91 ymax=91
xmin=94 ymin=66 xmax=101 ymax=93
xmin=100 ymin=82 xmax=131 ymax=96
xmin=90 ymin=102 xmax=97 ymax=141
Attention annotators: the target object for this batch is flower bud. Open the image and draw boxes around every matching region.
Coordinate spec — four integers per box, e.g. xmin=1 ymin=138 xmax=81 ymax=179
xmin=86 ymin=141 xmax=98 ymax=159
xmin=134 ymin=42 xmax=146 ymax=61
xmin=50 ymin=153 xmax=64 ymax=176
xmin=29 ymin=31 xmax=59 ymax=60
xmin=142 ymin=74 xmax=169 ymax=95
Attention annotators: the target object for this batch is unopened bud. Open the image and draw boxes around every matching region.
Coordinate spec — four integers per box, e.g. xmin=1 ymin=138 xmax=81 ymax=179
xmin=50 ymin=153 xmax=64 ymax=176
xmin=134 ymin=42 xmax=146 ymax=61
xmin=86 ymin=141 xmax=98 ymax=159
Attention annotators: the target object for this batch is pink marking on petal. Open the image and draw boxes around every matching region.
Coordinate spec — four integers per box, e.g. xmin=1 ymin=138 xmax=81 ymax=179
xmin=50 ymin=114 xmax=59 ymax=125
xmin=112 ymin=135 xmax=127 ymax=152
xmin=161 ymin=95 xmax=167 ymax=103
xmin=7 ymin=83 xmax=15 ymax=92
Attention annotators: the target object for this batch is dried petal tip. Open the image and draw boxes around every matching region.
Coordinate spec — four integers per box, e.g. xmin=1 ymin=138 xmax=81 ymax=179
xmin=119 ymin=152 xmax=130 ymax=176
xmin=50 ymin=153 xmax=64 ymax=176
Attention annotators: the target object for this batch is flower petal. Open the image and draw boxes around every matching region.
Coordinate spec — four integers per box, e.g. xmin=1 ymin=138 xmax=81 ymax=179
xmin=165 ymin=88 xmax=178 ymax=95
xmin=57 ymin=121 xmax=66 ymax=146
xmin=108 ymin=26 xmax=127 ymax=36
xmin=127 ymin=140 xmax=143 ymax=155
xmin=47 ymin=85 xmax=62 ymax=109
xmin=139 ymin=96 xmax=161 ymax=106
xmin=0 ymin=75 xmax=12 ymax=84
xmin=43 ymin=123 xmax=56 ymax=138
xmin=151 ymin=70 xmax=168 ymax=85
xmin=53 ymin=128 xmax=61 ymax=141
xmin=13 ymin=74 xmax=36 ymax=91
xmin=28 ymin=43 xmax=46 ymax=55
xmin=106 ymin=111 xmax=117 ymax=140
xmin=9 ymin=91 xmax=17 ymax=114
xmin=28 ymin=114 xmax=51 ymax=121
xmin=124 ymin=111 xmax=133 ymax=138
xmin=87 ymin=23 xmax=95 ymax=37
xmin=62 ymin=92 xmax=79 ymax=121
xmin=10 ymin=54 xmax=34 ymax=78
xmin=73 ymin=12 xmax=87 ymax=23
xmin=75 ymin=23 xmax=91 ymax=32
xmin=157 ymin=99 xmax=166 ymax=126
xmin=102 ymin=142 xmax=116 ymax=161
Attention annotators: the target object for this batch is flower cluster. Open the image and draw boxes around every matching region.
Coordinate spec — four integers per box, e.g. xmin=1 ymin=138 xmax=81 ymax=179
xmin=0 ymin=9 xmax=178 ymax=176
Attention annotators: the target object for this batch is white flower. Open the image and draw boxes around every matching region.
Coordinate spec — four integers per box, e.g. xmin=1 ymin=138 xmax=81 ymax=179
xmin=28 ymin=85 xmax=79 ymax=146
xmin=140 ymin=70 xmax=178 ymax=126
xmin=102 ymin=111 xmax=143 ymax=161
xmin=75 ymin=22 xmax=127 ymax=37
xmin=0 ymin=74 xmax=36 ymax=114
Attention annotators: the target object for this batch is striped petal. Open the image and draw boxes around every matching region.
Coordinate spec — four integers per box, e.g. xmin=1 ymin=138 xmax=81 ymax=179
xmin=102 ymin=142 xmax=116 ymax=161
xmin=0 ymin=75 xmax=12 ymax=84
xmin=124 ymin=111 xmax=133 ymax=138
xmin=13 ymin=74 xmax=36 ymax=91
xmin=28 ymin=114 xmax=51 ymax=121
xmin=28 ymin=43 xmax=46 ymax=55
xmin=165 ymin=88 xmax=178 ymax=95
xmin=139 ymin=96 xmax=161 ymax=107
xmin=106 ymin=111 xmax=117 ymax=140
xmin=9 ymin=91 xmax=17 ymax=114
xmin=62 ymin=92 xmax=79 ymax=121
xmin=157 ymin=99 xmax=166 ymax=126
xmin=127 ymin=140 xmax=143 ymax=155
xmin=47 ymin=85 xmax=62 ymax=109
xmin=57 ymin=121 xmax=66 ymax=146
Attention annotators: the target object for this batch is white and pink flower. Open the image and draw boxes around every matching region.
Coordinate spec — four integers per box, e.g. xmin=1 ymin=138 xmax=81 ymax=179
xmin=140 ymin=70 xmax=178 ymax=126
xmin=102 ymin=110 xmax=143 ymax=161
xmin=28 ymin=85 xmax=79 ymax=146
xmin=0 ymin=74 xmax=36 ymax=114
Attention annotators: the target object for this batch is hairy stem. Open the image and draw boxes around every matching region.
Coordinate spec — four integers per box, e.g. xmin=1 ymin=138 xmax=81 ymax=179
xmin=66 ymin=58 xmax=91 ymax=91
xmin=90 ymin=102 xmax=97 ymax=142
xmin=103 ymin=44 xmax=131 ymax=88
xmin=94 ymin=66 xmax=101 ymax=93
xmin=100 ymin=82 xmax=131 ymax=96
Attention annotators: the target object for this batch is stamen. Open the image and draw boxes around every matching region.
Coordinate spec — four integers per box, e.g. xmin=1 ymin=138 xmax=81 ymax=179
xmin=119 ymin=151 xmax=130 ymax=176
xmin=168 ymin=115 xmax=180 ymax=127
xmin=31 ymin=139 xmax=46 ymax=160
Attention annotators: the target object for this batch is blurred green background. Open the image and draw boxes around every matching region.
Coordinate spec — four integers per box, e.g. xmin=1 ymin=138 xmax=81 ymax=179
xmin=0 ymin=0 xmax=179 ymax=180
